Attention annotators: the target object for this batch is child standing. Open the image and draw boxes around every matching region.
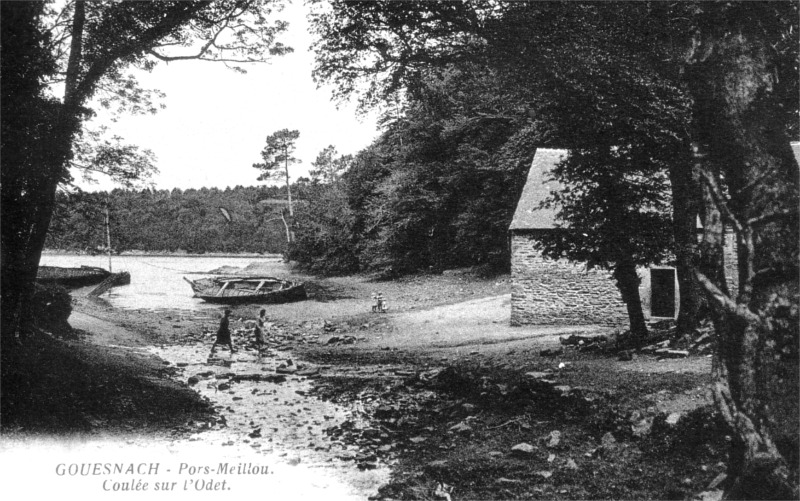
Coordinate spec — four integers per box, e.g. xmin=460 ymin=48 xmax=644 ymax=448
xmin=254 ymin=308 xmax=267 ymax=348
xmin=210 ymin=308 xmax=236 ymax=355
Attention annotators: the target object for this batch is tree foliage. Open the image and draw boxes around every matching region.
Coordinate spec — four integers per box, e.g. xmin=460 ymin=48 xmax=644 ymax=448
xmin=253 ymin=128 xmax=300 ymax=218
xmin=46 ymin=185 xmax=292 ymax=255
xmin=2 ymin=0 xmax=292 ymax=340
xmin=291 ymin=63 xmax=537 ymax=275
xmin=309 ymin=145 xmax=350 ymax=185
xmin=307 ymin=1 xmax=799 ymax=495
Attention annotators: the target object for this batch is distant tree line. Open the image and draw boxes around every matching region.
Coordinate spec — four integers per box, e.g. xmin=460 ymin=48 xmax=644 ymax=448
xmin=46 ymin=185 xmax=296 ymax=255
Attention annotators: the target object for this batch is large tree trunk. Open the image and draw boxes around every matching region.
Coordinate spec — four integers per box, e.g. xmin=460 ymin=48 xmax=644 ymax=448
xmin=613 ymin=258 xmax=648 ymax=341
xmin=685 ymin=12 xmax=799 ymax=498
xmin=1 ymin=1 xmax=85 ymax=345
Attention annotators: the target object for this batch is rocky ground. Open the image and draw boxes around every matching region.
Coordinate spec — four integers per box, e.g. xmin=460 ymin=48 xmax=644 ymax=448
xmin=1 ymin=268 xmax=731 ymax=500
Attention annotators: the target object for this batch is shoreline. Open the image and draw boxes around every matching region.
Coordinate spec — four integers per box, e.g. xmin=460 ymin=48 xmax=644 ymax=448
xmin=42 ymin=249 xmax=284 ymax=259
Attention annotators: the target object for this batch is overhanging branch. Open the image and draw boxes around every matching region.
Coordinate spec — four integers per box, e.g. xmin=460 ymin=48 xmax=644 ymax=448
xmin=695 ymin=269 xmax=760 ymax=323
xmin=748 ymin=208 xmax=797 ymax=227
xmin=698 ymin=169 xmax=743 ymax=234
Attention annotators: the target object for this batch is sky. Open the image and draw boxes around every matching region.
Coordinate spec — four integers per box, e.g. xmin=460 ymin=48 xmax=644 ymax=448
xmin=75 ymin=1 xmax=379 ymax=192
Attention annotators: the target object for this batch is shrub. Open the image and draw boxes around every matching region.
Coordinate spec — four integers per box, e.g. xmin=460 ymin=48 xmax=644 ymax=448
xmin=31 ymin=283 xmax=72 ymax=332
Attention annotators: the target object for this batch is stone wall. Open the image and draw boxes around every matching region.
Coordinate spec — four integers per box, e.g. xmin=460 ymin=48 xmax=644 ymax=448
xmin=510 ymin=232 xmax=629 ymax=327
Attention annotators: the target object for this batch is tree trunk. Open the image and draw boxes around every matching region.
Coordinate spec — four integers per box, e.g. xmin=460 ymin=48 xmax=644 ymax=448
xmin=684 ymin=13 xmax=799 ymax=498
xmin=1 ymin=1 xmax=85 ymax=345
xmin=284 ymin=155 xmax=294 ymax=217
xmin=612 ymin=258 xmax=648 ymax=341
xmin=668 ymin=155 xmax=702 ymax=336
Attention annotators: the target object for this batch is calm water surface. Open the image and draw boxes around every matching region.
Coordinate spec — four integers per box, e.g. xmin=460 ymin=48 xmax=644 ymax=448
xmin=39 ymin=254 xmax=289 ymax=311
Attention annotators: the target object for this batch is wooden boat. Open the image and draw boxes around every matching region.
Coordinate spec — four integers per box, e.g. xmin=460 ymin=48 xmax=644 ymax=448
xmin=183 ymin=276 xmax=307 ymax=305
xmin=36 ymin=265 xmax=111 ymax=288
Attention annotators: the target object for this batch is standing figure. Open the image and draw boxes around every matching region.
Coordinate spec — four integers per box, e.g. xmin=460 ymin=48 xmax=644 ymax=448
xmin=210 ymin=309 xmax=236 ymax=355
xmin=372 ymin=292 xmax=387 ymax=313
xmin=254 ymin=308 xmax=267 ymax=349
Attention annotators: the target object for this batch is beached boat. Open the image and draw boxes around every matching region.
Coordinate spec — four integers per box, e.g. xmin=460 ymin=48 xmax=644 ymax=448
xmin=183 ymin=276 xmax=307 ymax=305
xmin=36 ymin=265 xmax=111 ymax=288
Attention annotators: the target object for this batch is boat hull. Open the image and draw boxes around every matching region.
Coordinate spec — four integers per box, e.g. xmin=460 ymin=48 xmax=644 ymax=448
xmin=185 ymin=276 xmax=307 ymax=305
xmin=36 ymin=265 xmax=111 ymax=288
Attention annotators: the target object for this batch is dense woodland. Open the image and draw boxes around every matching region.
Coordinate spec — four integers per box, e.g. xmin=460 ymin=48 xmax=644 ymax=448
xmin=47 ymin=185 xmax=292 ymax=254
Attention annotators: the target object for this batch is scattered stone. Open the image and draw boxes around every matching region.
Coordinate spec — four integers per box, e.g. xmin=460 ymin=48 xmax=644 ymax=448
xmin=565 ymin=458 xmax=578 ymax=470
xmin=276 ymin=364 xmax=297 ymax=374
xmin=217 ymin=382 xmax=231 ymax=391
xmin=632 ymin=417 xmax=654 ymax=437
xmin=707 ymin=473 xmax=728 ymax=490
xmin=409 ymin=436 xmax=427 ymax=444
xmin=547 ymin=453 xmax=556 ymax=463
xmin=449 ymin=422 xmax=473 ymax=436
xmin=496 ymin=478 xmax=522 ymax=485
xmin=488 ymin=451 xmax=503 ymax=458
xmin=511 ymin=443 xmax=536 ymax=456
xmin=462 ymin=403 xmax=476 ymax=413
xmin=374 ymin=405 xmax=397 ymax=418
xmin=560 ymin=334 xmax=602 ymax=346
xmin=337 ymin=451 xmax=358 ymax=461
xmin=536 ymin=471 xmax=553 ymax=479
xmin=601 ymin=432 xmax=617 ymax=448
xmin=641 ymin=340 xmax=671 ymax=353
xmin=176 ymin=362 xmax=188 ymax=367
xmin=696 ymin=490 xmax=724 ymax=501
xmin=230 ymin=374 xmax=286 ymax=384
xmin=666 ymin=412 xmax=683 ymax=426
xmin=326 ymin=336 xmax=341 ymax=344
xmin=433 ymin=482 xmax=453 ymax=501
xmin=547 ymin=431 xmax=562 ymax=448
xmin=525 ymin=371 xmax=552 ymax=379
xmin=540 ymin=348 xmax=563 ymax=357
xmin=655 ymin=348 xmax=690 ymax=359
xmin=248 ymin=428 xmax=262 ymax=438
xmin=553 ymin=385 xmax=572 ymax=396
xmin=187 ymin=376 xmax=200 ymax=386
xmin=297 ymin=367 xmax=320 ymax=377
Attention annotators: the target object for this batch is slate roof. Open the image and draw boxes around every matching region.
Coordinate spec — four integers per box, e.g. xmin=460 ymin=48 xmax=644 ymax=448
xmin=509 ymin=148 xmax=567 ymax=230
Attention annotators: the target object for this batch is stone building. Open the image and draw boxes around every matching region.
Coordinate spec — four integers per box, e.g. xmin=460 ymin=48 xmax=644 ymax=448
xmin=510 ymin=144 xmax=799 ymax=326
xmin=509 ymin=148 xmax=684 ymax=327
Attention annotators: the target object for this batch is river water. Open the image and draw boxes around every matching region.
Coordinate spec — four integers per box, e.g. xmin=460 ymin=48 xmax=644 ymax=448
xmin=39 ymin=253 xmax=288 ymax=311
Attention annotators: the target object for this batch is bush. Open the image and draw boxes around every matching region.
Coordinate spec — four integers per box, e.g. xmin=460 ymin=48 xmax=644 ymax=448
xmin=31 ymin=283 xmax=72 ymax=332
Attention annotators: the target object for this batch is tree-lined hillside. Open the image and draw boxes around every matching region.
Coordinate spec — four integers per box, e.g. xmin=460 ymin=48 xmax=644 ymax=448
xmin=46 ymin=185 xmax=292 ymax=254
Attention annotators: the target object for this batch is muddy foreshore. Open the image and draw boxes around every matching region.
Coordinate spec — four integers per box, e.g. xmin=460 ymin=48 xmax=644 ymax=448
xmin=4 ymin=270 xmax=730 ymax=500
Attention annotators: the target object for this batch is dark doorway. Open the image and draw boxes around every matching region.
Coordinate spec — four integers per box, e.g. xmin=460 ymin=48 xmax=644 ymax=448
xmin=650 ymin=268 xmax=676 ymax=318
